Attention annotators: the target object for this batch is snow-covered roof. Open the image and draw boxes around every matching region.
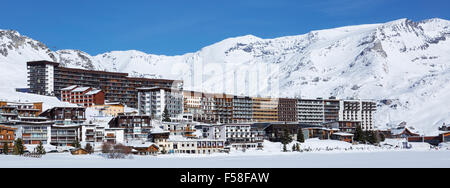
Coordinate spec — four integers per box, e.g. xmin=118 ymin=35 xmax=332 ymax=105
xmin=124 ymin=140 xmax=155 ymax=148
xmin=61 ymin=85 xmax=78 ymax=91
xmin=72 ymin=87 xmax=91 ymax=92
xmin=85 ymin=89 xmax=102 ymax=95
xmin=333 ymin=132 xmax=354 ymax=136
xmin=151 ymin=126 xmax=170 ymax=134
xmin=168 ymin=135 xmax=224 ymax=142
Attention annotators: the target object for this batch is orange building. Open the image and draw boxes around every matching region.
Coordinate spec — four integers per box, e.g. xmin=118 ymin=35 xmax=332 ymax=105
xmin=252 ymin=97 xmax=278 ymax=122
xmin=0 ymin=125 xmax=16 ymax=153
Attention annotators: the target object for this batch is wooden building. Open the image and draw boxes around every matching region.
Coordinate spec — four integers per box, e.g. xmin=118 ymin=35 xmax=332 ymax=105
xmin=331 ymin=132 xmax=354 ymax=143
xmin=39 ymin=107 xmax=86 ymax=125
xmin=71 ymin=148 xmax=89 ymax=155
xmin=0 ymin=125 xmax=16 ymax=153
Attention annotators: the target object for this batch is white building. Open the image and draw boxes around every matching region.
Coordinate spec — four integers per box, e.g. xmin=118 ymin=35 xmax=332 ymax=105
xmin=137 ymin=87 xmax=184 ymax=120
xmin=297 ymin=99 xmax=325 ymax=125
xmin=339 ymin=99 xmax=376 ymax=131
xmin=81 ymin=124 xmax=125 ymax=149
xmin=168 ymin=135 xmax=225 ymax=154
xmin=199 ymin=124 xmax=263 ymax=149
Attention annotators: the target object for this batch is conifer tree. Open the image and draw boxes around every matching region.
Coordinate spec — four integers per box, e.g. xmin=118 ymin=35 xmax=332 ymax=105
xmin=13 ymin=138 xmax=24 ymax=155
xmin=283 ymin=143 xmax=287 ymax=152
xmin=296 ymin=143 xmax=301 ymax=152
xmin=72 ymin=138 xmax=81 ymax=149
xmin=3 ymin=143 xmax=8 ymax=155
xmin=162 ymin=106 xmax=171 ymax=122
xmin=281 ymin=131 xmax=293 ymax=145
xmin=36 ymin=141 xmax=46 ymax=155
xmin=297 ymin=128 xmax=305 ymax=143
xmin=85 ymin=143 xmax=93 ymax=154
xmin=354 ymin=126 xmax=364 ymax=143
xmin=292 ymin=144 xmax=296 ymax=152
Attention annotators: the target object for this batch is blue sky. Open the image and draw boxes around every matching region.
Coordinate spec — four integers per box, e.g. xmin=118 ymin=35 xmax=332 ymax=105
xmin=2 ymin=0 xmax=450 ymax=56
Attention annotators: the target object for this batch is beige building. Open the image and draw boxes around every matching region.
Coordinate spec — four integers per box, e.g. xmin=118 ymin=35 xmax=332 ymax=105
xmin=252 ymin=97 xmax=278 ymax=122
xmin=93 ymin=102 xmax=125 ymax=117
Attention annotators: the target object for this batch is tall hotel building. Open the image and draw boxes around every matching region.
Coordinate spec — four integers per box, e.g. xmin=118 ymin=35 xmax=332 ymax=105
xmin=297 ymin=99 xmax=325 ymax=125
xmin=252 ymin=97 xmax=278 ymax=122
xmin=137 ymin=87 xmax=184 ymax=119
xmin=339 ymin=100 xmax=377 ymax=130
xmin=27 ymin=61 xmax=183 ymax=108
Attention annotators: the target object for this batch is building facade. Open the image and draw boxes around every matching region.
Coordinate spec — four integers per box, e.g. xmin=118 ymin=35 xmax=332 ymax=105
xmin=297 ymin=99 xmax=325 ymax=125
xmin=278 ymin=98 xmax=298 ymax=122
xmin=27 ymin=61 xmax=183 ymax=108
xmin=50 ymin=125 xmax=82 ymax=147
xmin=137 ymin=87 xmax=184 ymax=120
xmin=61 ymin=85 xmax=105 ymax=107
xmin=339 ymin=100 xmax=376 ymax=130
xmin=0 ymin=125 xmax=16 ymax=153
xmin=39 ymin=107 xmax=86 ymax=125
xmin=232 ymin=96 xmax=253 ymax=123
xmin=108 ymin=114 xmax=152 ymax=140
xmin=252 ymin=97 xmax=278 ymax=122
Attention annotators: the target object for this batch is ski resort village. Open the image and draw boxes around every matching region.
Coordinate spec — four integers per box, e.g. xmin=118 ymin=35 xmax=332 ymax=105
xmin=0 ymin=60 xmax=449 ymax=167
xmin=1 ymin=18 xmax=450 ymax=167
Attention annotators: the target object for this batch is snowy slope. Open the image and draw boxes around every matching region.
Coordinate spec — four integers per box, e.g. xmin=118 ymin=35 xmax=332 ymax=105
xmin=1 ymin=18 xmax=450 ymax=134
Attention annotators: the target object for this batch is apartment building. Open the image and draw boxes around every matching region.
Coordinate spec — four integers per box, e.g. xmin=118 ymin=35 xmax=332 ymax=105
xmin=0 ymin=101 xmax=52 ymax=145
xmin=199 ymin=124 xmax=264 ymax=149
xmin=297 ymin=99 xmax=325 ymax=125
xmin=324 ymin=99 xmax=340 ymax=123
xmin=108 ymin=113 xmax=152 ymax=140
xmin=27 ymin=61 xmax=57 ymax=95
xmin=39 ymin=107 xmax=86 ymax=125
xmin=61 ymin=85 xmax=105 ymax=107
xmin=81 ymin=124 xmax=124 ymax=146
xmin=0 ymin=125 xmax=16 ymax=153
xmin=92 ymin=102 xmax=125 ymax=117
xmin=198 ymin=93 xmax=216 ymax=123
xmin=214 ymin=94 xmax=234 ymax=124
xmin=278 ymin=98 xmax=298 ymax=122
xmin=169 ymin=135 xmax=225 ymax=154
xmin=50 ymin=125 xmax=82 ymax=147
xmin=162 ymin=122 xmax=197 ymax=138
xmin=252 ymin=97 xmax=278 ymax=122
xmin=137 ymin=87 xmax=184 ymax=120
xmin=232 ymin=96 xmax=253 ymax=123
xmin=27 ymin=61 xmax=183 ymax=108
xmin=0 ymin=101 xmax=43 ymax=121
xmin=339 ymin=99 xmax=376 ymax=130
xmin=183 ymin=91 xmax=203 ymax=120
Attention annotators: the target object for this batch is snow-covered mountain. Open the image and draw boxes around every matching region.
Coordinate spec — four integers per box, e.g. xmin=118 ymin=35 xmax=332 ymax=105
xmin=1 ymin=18 xmax=449 ymax=134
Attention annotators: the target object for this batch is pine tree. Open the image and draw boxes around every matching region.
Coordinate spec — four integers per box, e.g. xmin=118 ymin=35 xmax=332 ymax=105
xmin=283 ymin=143 xmax=287 ymax=152
xmin=297 ymin=128 xmax=305 ymax=143
xmin=354 ymin=126 xmax=364 ymax=143
xmin=292 ymin=144 xmax=296 ymax=152
xmin=296 ymin=143 xmax=301 ymax=152
xmin=162 ymin=106 xmax=171 ymax=122
xmin=379 ymin=132 xmax=386 ymax=142
xmin=13 ymin=138 xmax=24 ymax=155
xmin=36 ymin=141 xmax=46 ymax=155
xmin=85 ymin=143 xmax=93 ymax=154
xmin=281 ymin=131 xmax=293 ymax=145
xmin=3 ymin=143 xmax=8 ymax=155
xmin=72 ymin=138 xmax=81 ymax=149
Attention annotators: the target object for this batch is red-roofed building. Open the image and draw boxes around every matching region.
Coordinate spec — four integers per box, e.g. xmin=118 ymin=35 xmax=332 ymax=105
xmin=61 ymin=85 xmax=105 ymax=107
